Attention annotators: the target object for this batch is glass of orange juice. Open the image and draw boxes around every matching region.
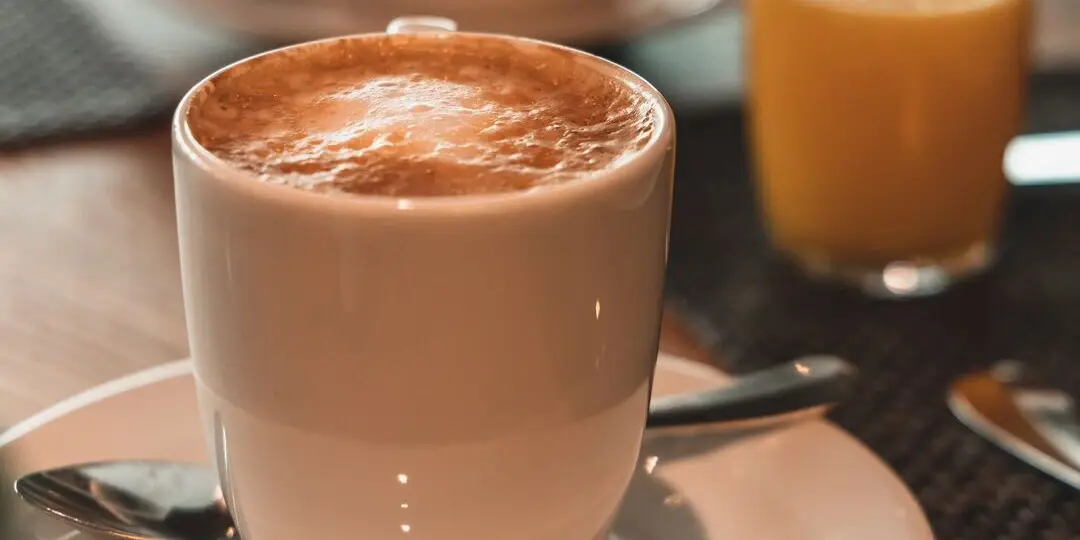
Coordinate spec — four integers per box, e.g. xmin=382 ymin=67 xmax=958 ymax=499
xmin=748 ymin=0 xmax=1032 ymax=297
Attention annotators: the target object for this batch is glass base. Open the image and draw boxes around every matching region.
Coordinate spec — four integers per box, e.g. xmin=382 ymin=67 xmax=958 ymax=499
xmin=783 ymin=241 xmax=995 ymax=299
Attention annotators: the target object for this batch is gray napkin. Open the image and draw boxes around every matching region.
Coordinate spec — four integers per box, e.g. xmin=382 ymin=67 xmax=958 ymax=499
xmin=0 ymin=0 xmax=169 ymax=146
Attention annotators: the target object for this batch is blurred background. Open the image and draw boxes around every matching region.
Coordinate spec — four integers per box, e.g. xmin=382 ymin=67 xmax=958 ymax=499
xmin=3 ymin=0 xmax=1080 ymax=539
xmin=2 ymin=0 xmax=1078 ymax=146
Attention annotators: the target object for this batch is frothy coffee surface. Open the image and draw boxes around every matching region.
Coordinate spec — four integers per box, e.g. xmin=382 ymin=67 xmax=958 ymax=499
xmin=186 ymin=34 xmax=658 ymax=197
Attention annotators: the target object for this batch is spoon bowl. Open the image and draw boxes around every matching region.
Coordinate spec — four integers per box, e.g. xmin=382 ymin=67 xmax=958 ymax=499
xmin=15 ymin=460 xmax=234 ymax=540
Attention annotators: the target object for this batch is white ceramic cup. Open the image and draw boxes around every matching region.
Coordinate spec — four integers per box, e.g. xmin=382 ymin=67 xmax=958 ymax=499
xmin=172 ymin=16 xmax=675 ymax=540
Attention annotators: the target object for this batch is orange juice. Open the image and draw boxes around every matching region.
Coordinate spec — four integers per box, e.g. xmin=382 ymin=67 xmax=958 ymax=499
xmin=749 ymin=0 xmax=1031 ymax=275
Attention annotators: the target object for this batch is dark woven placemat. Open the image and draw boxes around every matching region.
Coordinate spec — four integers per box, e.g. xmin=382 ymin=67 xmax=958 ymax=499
xmin=0 ymin=0 xmax=168 ymax=146
xmin=668 ymin=71 xmax=1080 ymax=540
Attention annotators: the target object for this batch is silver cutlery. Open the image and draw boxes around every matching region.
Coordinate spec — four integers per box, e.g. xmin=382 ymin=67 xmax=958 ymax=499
xmin=16 ymin=461 xmax=233 ymax=540
xmin=647 ymin=355 xmax=854 ymax=431
xmin=949 ymin=359 xmax=1080 ymax=490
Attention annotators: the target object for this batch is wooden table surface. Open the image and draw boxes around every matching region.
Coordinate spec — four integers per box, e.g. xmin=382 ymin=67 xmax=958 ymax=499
xmin=0 ymin=131 xmax=713 ymax=427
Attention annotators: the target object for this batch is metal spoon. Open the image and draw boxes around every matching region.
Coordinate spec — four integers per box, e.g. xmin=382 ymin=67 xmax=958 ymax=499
xmin=16 ymin=355 xmax=855 ymax=540
xmin=647 ymin=354 xmax=855 ymax=431
xmin=949 ymin=359 xmax=1080 ymax=490
xmin=15 ymin=461 xmax=234 ymax=540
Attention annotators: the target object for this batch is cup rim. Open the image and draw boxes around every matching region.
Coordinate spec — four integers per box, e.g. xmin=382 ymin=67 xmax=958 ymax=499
xmin=172 ymin=28 xmax=674 ymax=217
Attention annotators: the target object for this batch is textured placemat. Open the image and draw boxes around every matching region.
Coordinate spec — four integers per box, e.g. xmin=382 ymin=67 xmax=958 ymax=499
xmin=0 ymin=0 xmax=169 ymax=146
xmin=668 ymin=71 xmax=1080 ymax=540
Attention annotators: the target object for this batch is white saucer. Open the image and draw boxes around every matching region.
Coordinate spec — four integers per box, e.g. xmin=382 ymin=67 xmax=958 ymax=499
xmin=0 ymin=354 xmax=934 ymax=540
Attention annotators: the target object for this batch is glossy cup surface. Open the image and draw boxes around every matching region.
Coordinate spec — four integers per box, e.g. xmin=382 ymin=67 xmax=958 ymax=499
xmin=173 ymin=19 xmax=675 ymax=540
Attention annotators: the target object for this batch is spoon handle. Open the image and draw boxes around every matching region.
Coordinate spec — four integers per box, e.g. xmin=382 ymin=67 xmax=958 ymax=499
xmin=646 ymin=355 xmax=857 ymax=430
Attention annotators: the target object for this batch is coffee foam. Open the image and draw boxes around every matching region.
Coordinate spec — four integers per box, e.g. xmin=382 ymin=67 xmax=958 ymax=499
xmin=186 ymin=34 xmax=658 ymax=197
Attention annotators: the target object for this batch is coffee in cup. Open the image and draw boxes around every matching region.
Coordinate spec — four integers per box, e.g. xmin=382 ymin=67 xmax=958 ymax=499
xmin=188 ymin=32 xmax=657 ymax=197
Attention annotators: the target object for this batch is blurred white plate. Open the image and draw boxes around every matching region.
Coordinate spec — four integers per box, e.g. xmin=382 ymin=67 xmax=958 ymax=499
xmin=170 ymin=0 xmax=726 ymax=44
xmin=0 ymin=354 xmax=934 ymax=540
